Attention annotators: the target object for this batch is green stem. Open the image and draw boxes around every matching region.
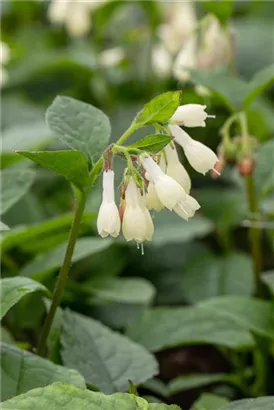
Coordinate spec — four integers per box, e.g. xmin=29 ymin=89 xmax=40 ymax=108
xmin=116 ymin=124 xmax=137 ymax=145
xmin=245 ymin=174 xmax=262 ymax=296
xmin=37 ymin=191 xmax=88 ymax=356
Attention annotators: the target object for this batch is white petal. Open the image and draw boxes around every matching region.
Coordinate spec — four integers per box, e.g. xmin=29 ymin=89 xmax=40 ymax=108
xmin=167 ymin=163 xmax=191 ymax=194
xmin=102 ymin=170 xmax=115 ymax=202
xmin=174 ymin=194 xmax=200 ymax=220
xmin=154 ymin=174 xmax=186 ymax=210
xmin=146 ymin=183 xmax=164 ymax=212
xmin=122 ymin=206 xmax=147 ymax=243
xmin=139 ymin=154 xmax=165 ymax=183
xmin=143 ymin=208 xmax=154 ymax=241
xmin=97 ymin=201 xmax=121 ymax=238
xmin=170 ymin=104 xmax=208 ymax=127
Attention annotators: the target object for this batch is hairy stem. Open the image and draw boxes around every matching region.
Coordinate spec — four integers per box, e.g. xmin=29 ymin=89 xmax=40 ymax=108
xmin=37 ymin=191 xmax=87 ymax=356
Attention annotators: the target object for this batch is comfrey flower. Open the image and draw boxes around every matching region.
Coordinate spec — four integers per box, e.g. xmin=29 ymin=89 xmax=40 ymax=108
xmin=122 ymin=179 xmax=154 ymax=243
xmin=97 ymin=171 xmax=121 ymax=238
xmin=174 ymin=194 xmax=201 ymax=220
xmin=170 ymin=104 xmax=215 ymax=128
xmin=164 ymin=143 xmax=191 ymax=194
xmin=169 ymin=125 xmax=219 ymax=175
xmin=140 ymin=154 xmax=186 ymax=211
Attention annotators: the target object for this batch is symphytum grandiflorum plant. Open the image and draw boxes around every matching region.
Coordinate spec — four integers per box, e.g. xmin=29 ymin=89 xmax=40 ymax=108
xmin=16 ymin=91 xmax=219 ymax=356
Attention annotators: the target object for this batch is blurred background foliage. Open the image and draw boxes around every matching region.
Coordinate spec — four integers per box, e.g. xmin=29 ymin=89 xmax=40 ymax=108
xmin=1 ymin=1 xmax=274 ymax=409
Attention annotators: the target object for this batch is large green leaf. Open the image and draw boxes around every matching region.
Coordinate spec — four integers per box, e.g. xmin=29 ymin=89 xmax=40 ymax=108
xmin=1 ymin=383 xmax=180 ymax=409
xmin=198 ymin=296 xmax=274 ymax=339
xmin=18 ymin=151 xmax=90 ymax=192
xmin=0 ymin=344 xmax=85 ymax=401
xmin=181 ymin=253 xmax=254 ymax=303
xmin=190 ymin=69 xmax=248 ymax=111
xmin=0 ymin=277 xmax=49 ymax=320
xmin=126 ymin=306 xmax=254 ymax=351
xmin=219 ymin=396 xmax=274 ymax=410
xmin=1 ymin=213 xmax=94 ymax=253
xmin=262 ymin=271 xmax=274 ymax=297
xmin=254 ymin=139 xmax=274 ymax=195
xmin=1 ymin=167 xmax=36 ymax=215
xmin=245 ymin=64 xmax=274 ymax=108
xmin=19 ymin=237 xmax=112 ymax=281
xmin=46 ymin=96 xmax=111 ymax=162
xmin=152 ymin=213 xmax=214 ymax=246
xmin=92 ymin=277 xmax=155 ymax=304
xmin=167 ymin=373 xmax=226 ymax=396
xmin=60 ymin=310 xmax=158 ymax=394
xmin=191 ymin=393 xmax=229 ymax=410
xmin=133 ymin=91 xmax=181 ymax=127
xmin=127 ymin=135 xmax=173 ymax=155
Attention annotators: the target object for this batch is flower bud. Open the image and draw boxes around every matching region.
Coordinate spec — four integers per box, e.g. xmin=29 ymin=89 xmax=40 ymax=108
xmin=169 ymin=125 xmax=219 ymax=175
xmin=237 ymin=156 xmax=255 ymax=177
xmin=170 ymin=104 xmax=214 ymax=128
xmin=97 ymin=171 xmax=121 ymax=238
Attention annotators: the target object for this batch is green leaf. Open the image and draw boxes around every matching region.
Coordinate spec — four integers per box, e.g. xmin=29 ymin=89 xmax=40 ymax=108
xmin=190 ymin=69 xmax=248 ymax=111
xmin=19 ymin=237 xmax=112 ymax=281
xmin=127 ymin=135 xmax=173 ymax=155
xmin=61 ymin=310 xmax=158 ymax=394
xmin=92 ymin=277 xmax=156 ymax=304
xmin=262 ymin=271 xmax=274 ymax=297
xmin=0 ymin=221 xmax=10 ymax=231
xmin=245 ymin=64 xmax=274 ymax=108
xmin=254 ymin=139 xmax=274 ymax=196
xmin=152 ymin=213 xmax=214 ymax=246
xmin=1 ymin=213 xmax=94 ymax=253
xmin=0 ymin=277 xmax=49 ymax=320
xmin=219 ymin=396 xmax=274 ymax=410
xmin=198 ymin=296 xmax=274 ymax=339
xmin=133 ymin=91 xmax=181 ymax=127
xmin=126 ymin=306 xmax=254 ymax=351
xmin=181 ymin=253 xmax=254 ymax=303
xmin=202 ymin=2 xmax=234 ymax=24
xmin=191 ymin=393 xmax=229 ymax=410
xmin=18 ymin=150 xmax=90 ymax=192
xmin=0 ymin=344 xmax=85 ymax=401
xmin=1 ymin=167 xmax=36 ymax=215
xmin=167 ymin=373 xmax=227 ymax=396
xmin=46 ymin=96 xmax=111 ymax=162
xmin=1 ymin=382 xmax=180 ymax=409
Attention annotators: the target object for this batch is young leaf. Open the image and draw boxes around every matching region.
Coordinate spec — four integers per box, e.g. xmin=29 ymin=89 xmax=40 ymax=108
xmin=0 ymin=344 xmax=85 ymax=401
xmin=126 ymin=306 xmax=254 ymax=351
xmin=245 ymin=64 xmax=274 ymax=108
xmin=127 ymin=135 xmax=173 ymax=154
xmin=198 ymin=296 xmax=274 ymax=340
xmin=1 ymin=383 xmax=180 ymax=409
xmin=133 ymin=91 xmax=181 ymax=127
xmin=18 ymin=150 xmax=90 ymax=192
xmin=219 ymin=396 xmax=274 ymax=410
xmin=0 ymin=277 xmax=49 ymax=320
xmin=60 ymin=309 xmax=158 ymax=394
xmin=1 ymin=167 xmax=36 ymax=215
xmin=190 ymin=393 xmax=229 ymax=410
xmin=46 ymin=96 xmax=111 ymax=162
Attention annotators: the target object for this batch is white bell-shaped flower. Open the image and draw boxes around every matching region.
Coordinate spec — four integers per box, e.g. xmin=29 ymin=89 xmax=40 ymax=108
xmin=146 ymin=183 xmax=164 ymax=212
xmin=140 ymin=154 xmax=186 ymax=211
xmin=139 ymin=193 xmax=154 ymax=241
xmin=170 ymin=104 xmax=215 ymax=128
xmin=122 ymin=179 xmax=149 ymax=243
xmin=97 ymin=171 xmax=121 ymax=238
xmin=174 ymin=194 xmax=200 ymax=220
xmin=152 ymin=45 xmax=173 ymax=78
xmin=169 ymin=125 xmax=219 ymax=175
xmin=173 ymin=36 xmax=197 ymax=82
xmin=165 ymin=143 xmax=191 ymax=194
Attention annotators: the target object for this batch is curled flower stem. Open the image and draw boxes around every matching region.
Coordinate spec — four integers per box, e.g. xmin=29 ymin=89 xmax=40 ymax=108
xmin=37 ymin=159 xmax=103 ymax=356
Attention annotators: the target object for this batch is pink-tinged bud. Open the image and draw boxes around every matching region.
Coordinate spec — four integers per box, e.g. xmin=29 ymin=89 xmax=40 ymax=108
xmin=237 ymin=157 xmax=255 ymax=177
xmin=211 ymin=158 xmax=225 ymax=179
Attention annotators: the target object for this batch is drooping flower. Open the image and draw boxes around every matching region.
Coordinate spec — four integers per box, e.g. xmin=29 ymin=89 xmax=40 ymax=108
xmin=174 ymin=194 xmax=201 ymax=220
xmin=173 ymin=36 xmax=197 ymax=82
xmin=169 ymin=125 xmax=219 ymax=175
xmin=170 ymin=104 xmax=215 ymax=128
xmin=140 ymin=154 xmax=186 ymax=210
xmin=97 ymin=171 xmax=121 ymax=238
xmin=122 ymin=179 xmax=153 ymax=243
xmin=164 ymin=143 xmax=191 ymax=193
xmin=151 ymin=44 xmax=173 ymax=78
xmin=146 ymin=183 xmax=165 ymax=212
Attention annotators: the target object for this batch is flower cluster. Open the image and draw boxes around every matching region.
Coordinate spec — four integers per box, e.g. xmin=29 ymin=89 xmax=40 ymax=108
xmin=97 ymin=104 xmax=219 ymax=249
